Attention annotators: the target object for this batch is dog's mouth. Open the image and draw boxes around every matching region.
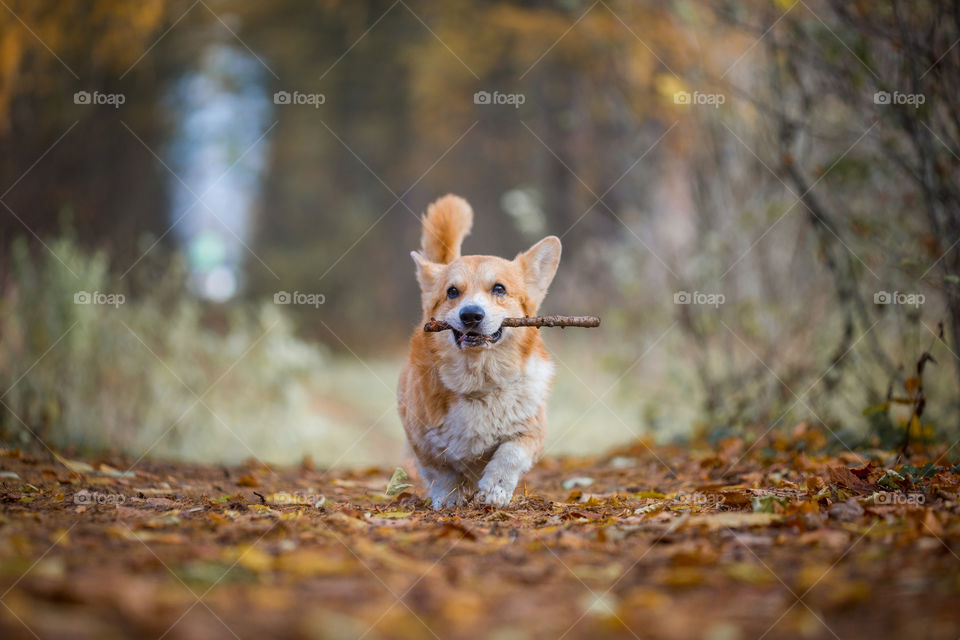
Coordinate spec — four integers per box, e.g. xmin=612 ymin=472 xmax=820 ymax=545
xmin=451 ymin=327 xmax=503 ymax=348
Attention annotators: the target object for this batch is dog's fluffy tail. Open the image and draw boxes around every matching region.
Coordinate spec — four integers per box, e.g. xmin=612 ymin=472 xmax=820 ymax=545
xmin=420 ymin=194 xmax=473 ymax=264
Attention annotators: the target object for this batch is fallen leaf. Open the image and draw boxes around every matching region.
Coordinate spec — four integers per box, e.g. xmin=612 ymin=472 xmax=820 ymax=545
xmin=829 ymin=466 xmax=873 ymax=492
xmin=751 ymin=495 xmax=786 ymax=513
xmin=54 ymin=453 xmax=95 ymax=474
xmin=685 ymin=513 xmax=782 ymax=530
xmin=879 ymin=470 xmax=905 ymax=490
xmin=385 ymin=467 xmax=413 ymax=497
xmin=850 ymin=462 xmax=876 ymax=479
xmin=724 ymin=562 xmax=775 ymax=585
xmin=828 ymin=498 xmax=864 ymax=521
xmin=237 ymin=474 xmax=260 ymax=488
xmin=374 ymin=510 xmax=413 ymax=519
xmin=327 ymin=512 xmax=368 ymax=531
xmin=274 ymin=550 xmax=355 ymax=576
xmin=98 ymin=463 xmax=135 ymax=478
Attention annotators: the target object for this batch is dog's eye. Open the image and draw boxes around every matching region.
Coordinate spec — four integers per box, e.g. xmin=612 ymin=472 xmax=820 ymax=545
xmin=446 ymin=286 xmax=460 ymax=299
xmin=492 ymin=283 xmax=506 ymax=296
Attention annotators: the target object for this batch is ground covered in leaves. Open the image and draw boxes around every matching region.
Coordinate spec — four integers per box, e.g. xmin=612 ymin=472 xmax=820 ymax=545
xmin=2 ymin=431 xmax=960 ymax=640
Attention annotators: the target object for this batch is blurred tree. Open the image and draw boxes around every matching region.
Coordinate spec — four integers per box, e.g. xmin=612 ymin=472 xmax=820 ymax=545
xmin=0 ymin=0 xmax=187 ymax=269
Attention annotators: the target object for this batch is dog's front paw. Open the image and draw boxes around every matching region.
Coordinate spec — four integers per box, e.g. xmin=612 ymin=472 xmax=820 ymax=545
xmin=476 ymin=477 xmax=514 ymax=508
xmin=428 ymin=487 xmax=470 ymax=510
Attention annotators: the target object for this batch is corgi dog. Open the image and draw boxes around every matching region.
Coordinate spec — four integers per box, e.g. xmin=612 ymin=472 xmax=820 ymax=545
xmin=398 ymin=194 xmax=561 ymax=509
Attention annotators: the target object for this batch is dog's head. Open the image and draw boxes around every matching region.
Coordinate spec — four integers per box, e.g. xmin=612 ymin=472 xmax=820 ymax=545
xmin=412 ymin=236 xmax=561 ymax=350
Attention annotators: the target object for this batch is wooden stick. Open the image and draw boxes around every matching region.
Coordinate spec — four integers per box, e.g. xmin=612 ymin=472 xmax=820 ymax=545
xmin=424 ymin=315 xmax=600 ymax=332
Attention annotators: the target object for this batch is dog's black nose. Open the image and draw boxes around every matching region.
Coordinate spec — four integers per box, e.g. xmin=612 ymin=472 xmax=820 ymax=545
xmin=459 ymin=305 xmax=485 ymax=328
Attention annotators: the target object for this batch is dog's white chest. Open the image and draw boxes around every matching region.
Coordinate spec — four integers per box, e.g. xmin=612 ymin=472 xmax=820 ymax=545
xmin=426 ymin=355 xmax=554 ymax=464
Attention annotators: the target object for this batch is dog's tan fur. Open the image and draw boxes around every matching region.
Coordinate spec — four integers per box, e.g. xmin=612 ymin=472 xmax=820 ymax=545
xmin=398 ymin=194 xmax=561 ymax=508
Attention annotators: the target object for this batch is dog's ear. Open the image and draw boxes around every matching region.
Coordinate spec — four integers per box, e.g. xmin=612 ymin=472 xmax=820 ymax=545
xmin=410 ymin=251 xmax=441 ymax=295
xmin=516 ymin=236 xmax=561 ymax=310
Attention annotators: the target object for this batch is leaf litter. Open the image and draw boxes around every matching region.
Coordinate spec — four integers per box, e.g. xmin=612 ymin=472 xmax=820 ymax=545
xmin=1 ymin=433 xmax=959 ymax=640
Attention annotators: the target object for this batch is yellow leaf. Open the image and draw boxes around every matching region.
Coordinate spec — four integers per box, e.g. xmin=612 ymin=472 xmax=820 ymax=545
xmin=724 ymin=562 xmax=774 ymax=585
xmin=685 ymin=512 xmax=782 ymax=530
xmin=654 ymin=73 xmax=688 ymax=102
xmin=274 ymin=550 xmax=354 ymax=576
xmin=327 ymin=512 xmax=368 ymax=531
xmin=233 ymin=545 xmax=273 ymax=573
xmin=53 ymin=453 xmax=94 ymax=474
xmin=376 ymin=510 xmax=413 ymax=519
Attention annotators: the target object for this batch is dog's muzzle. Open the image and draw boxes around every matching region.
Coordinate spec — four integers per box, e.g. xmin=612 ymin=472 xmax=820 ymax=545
xmin=451 ymin=327 xmax=503 ymax=348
